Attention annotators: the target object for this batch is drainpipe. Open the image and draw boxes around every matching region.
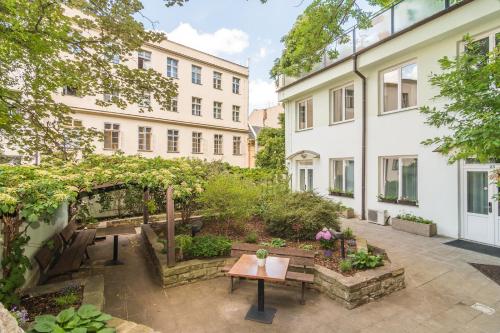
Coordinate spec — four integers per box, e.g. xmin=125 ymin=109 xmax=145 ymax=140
xmin=353 ymin=55 xmax=367 ymax=221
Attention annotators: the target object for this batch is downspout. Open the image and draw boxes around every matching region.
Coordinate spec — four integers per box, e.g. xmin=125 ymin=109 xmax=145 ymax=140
xmin=353 ymin=55 xmax=367 ymax=220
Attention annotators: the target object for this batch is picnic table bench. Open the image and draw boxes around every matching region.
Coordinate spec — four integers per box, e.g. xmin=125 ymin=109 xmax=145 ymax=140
xmin=35 ymin=221 xmax=96 ymax=284
xmin=223 ymin=243 xmax=315 ymax=304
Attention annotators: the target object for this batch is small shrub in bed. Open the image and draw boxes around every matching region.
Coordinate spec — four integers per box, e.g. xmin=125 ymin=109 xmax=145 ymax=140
xmin=262 ymin=191 xmax=342 ymax=240
xmin=261 ymin=238 xmax=286 ymax=248
xmin=244 ymin=231 xmax=258 ymax=243
xmin=339 ymin=259 xmax=353 ymax=272
xmin=349 ymin=250 xmax=383 ymax=270
xmin=187 ymin=235 xmax=231 ymax=258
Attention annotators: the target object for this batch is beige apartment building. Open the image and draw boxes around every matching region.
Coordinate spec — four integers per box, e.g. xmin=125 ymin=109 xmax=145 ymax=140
xmin=57 ymin=38 xmax=249 ymax=167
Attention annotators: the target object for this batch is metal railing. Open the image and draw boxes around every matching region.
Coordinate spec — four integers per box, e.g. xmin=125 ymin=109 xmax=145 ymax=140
xmin=277 ymin=0 xmax=462 ymax=88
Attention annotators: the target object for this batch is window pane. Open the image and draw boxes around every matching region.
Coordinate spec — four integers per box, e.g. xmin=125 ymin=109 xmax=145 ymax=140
xmin=306 ymin=99 xmax=313 ymax=128
xmin=333 ymin=89 xmax=343 ymax=122
xmin=394 ymin=0 xmax=446 ymax=33
xmin=496 ymin=33 xmax=500 ymax=47
xmin=383 ymin=69 xmax=398 ymax=112
xmin=298 ymin=102 xmax=306 ymax=129
xmin=333 ymin=160 xmax=343 ymax=190
xmin=467 ymin=171 xmax=488 ymax=214
xmin=345 ymin=160 xmax=354 ymax=193
xmin=299 ymin=169 xmax=306 ymax=191
xmin=466 ymin=37 xmax=489 ymax=56
xmin=383 ymin=158 xmax=399 ymax=198
xmin=345 ymin=85 xmax=354 ymax=120
xmin=401 ymin=158 xmax=417 ymax=201
xmin=401 ymin=64 xmax=417 ymax=108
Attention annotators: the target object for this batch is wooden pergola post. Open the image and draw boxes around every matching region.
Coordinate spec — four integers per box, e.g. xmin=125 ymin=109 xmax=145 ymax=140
xmin=143 ymin=187 xmax=149 ymax=224
xmin=166 ymin=186 xmax=175 ymax=267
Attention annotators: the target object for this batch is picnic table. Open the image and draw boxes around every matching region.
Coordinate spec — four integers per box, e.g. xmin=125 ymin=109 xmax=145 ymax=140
xmin=228 ymin=254 xmax=290 ymax=324
xmin=103 ymin=225 xmax=136 ymax=266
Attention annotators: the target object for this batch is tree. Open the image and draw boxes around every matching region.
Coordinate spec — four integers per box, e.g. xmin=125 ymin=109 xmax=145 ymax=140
xmin=271 ymin=0 xmax=392 ymax=78
xmin=256 ymin=113 xmax=285 ymax=171
xmin=0 ymin=0 xmax=177 ymax=158
xmin=420 ymin=36 xmax=500 ymax=165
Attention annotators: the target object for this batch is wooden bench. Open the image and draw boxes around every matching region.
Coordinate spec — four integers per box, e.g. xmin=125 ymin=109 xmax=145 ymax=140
xmin=223 ymin=243 xmax=315 ymax=305
xmin=34 ymin=222 xmax=96 ymax=284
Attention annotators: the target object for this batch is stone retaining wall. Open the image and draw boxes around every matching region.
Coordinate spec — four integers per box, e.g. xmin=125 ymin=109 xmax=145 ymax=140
xmin=141 ymin=224 xmax=236 ymax=288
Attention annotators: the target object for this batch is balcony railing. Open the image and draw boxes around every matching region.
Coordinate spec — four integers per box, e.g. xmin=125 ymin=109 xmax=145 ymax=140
xmin=276 ymin=0 xmax=463 ymax=89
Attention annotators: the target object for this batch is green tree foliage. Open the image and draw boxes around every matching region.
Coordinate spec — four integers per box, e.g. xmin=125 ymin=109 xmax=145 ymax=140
xmin=0 ymin=0 xmax=177 ymax=158
xmin=420 ymin=36 xmax=500 ymax=165
xmin=271 ymin=0 xmax=392 ymax=78
xmin=255 ymin=113 xmax=286 ymax=171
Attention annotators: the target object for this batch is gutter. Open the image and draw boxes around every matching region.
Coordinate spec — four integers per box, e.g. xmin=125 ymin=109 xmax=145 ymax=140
xmin=353 ymin=55 xmax=367 ymax=221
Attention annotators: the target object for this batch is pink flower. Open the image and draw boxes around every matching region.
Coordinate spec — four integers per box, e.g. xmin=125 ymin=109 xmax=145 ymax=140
xmin=316 ymin=228 xmax=332 ymax=240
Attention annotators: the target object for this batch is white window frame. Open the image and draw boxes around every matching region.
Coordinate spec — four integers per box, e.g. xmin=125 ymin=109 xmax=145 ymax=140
xmin=103 ymin=90 xmax=119 ymax=102
xmin=192 ymin=97 xmax=202 ymax=116
xmin=296 ymin=98 xmax=313 ymax=131
xmin=232 ymin=105 xmax=240 ymax=122
xmin=213 ymin=71 xmax=222 ymax=89
xmin=329 ymin=158 xmax=354 ymax=196
xmin=138 ymin=50 xmax=151 ymax=69
xmin=232 ymin=136 xmax=241 ymax=155
xmin=138 ymin=93 xmax=151 ymax=108
xmin=167 ymin=129 xmax=179 ymax=153
xmin=138 ymin=126 xmax=152 ymax=151
xmin=192 ymin=132 xmax=202 ymax=154
xmin=379 ymin=155 xmax=418 ymax=203
xmin=104 ymin=123 xmax=120 ymax=150
xmin=329 ymin=83 xmax=354 ymax=124
xmin=192 ymin=65 xmax=202 ymax=85
xmin=380 ymin=60 xmax=418 ymax=114
xmin=214 ymin=134 xmax=223 ymax=155
xmin=232 ymin=77 xmax=240 ymax=94
xmin=167 ymin=57 xmax=178 ymax=78
xmin=213 ymin=101 xmax=222 ymax=119
xmin=167 ymin=96 xmax=178 ymax=112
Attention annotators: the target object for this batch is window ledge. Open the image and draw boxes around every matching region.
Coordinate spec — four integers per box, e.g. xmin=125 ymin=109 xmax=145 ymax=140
xmin=377 ymin=199 xmax=419 ymax=207
xmin=233 ymin=154 xmax=243 ymax=156
xmin=329 ymin=119 xmax=355 ymax=126
xmin=295 ymin=127 xmax=314 ymax=133
xmin=138 ymin=150 xmax=153 ymax=152
xmin=214 ymin=153 xmax=224 ymax=156
xmin=379 ymin=106 xmax=419 ymax=116
xmin=192 ymin=152 xmax=204 ymax=154
xmin=329 ymin=192 xmax=354 ymax=199
xmin=167 ymin=151 xmax=180 ymax=154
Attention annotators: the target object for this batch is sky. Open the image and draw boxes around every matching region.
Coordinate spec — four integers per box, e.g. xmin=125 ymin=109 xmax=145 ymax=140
xmin=138 ymin=0 xmax=314 ymax=112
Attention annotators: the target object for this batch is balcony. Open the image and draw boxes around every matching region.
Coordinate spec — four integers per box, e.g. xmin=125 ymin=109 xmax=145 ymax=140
xmin=276 ymin=0 xmax=463 ymax=89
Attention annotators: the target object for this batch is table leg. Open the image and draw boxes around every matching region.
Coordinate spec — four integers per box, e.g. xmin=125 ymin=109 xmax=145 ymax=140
xmin=244 ymin=279 xmax=277 ymax=324
xmin=105 ymin=235 xmax=124 ymax=266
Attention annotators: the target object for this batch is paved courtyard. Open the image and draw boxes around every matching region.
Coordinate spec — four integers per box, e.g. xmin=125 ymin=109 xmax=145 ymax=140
xmin=87 ymin=219 xmax=500 ymax=333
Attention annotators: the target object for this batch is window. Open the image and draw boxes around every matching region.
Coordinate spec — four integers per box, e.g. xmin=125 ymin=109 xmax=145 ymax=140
xmin=192 ymin=97 xmax=202 ymax=116
xmin=62 ymin=118 xmax=83 ymax=150
xmin=138 ymin=126 xmax=152 ymax=151
xmin=297 ymin=98 xmax=313 ymax=130
xmin=214 ymin=134 xmax=223 ymax=155
xmin=104 ymin=123 xmax=120 ymax=150
xmin=62 ymin=86 xmax=78 ymax=96
xmin=192 ymin=132 xmax=202 ymax=153
xmin=103 ymin=90 xmax=119 ymax=102
xmin=213 ymin=102 xmax=222 ymax=119
xmin=138 ymin=50 xmax=151 ymax=69
xmin=330 ymin=159 xmax=354 ymax=197
xmin=167 ymin=129 xmax=179 ymax=153
xmin=380 ymin=156 xmax=418 ymax=203
xmin=331 ymin=84 xmax=354 ymax=123
xmin=232 ymin=105 xmax=240 ymax=122
xmin=167 ymin=96 xmax=178 ymax=112
xmin=232 ymin=77 xmax=240 ymax=94
xmin=464 ymin=29 xmax=500 ymax=67
xmin=213 ymin=72 xmax=222 ymax=89
xmin=167 ymin=58 xmax=178 ymax=78
xmin=232 ymin=136 xmax=241 ymax=155
xmin=192 ymin=65 xmax=202 ymax=84
xmin=138 ymin=93 xmax=151 ymax=108
xmin=382 ymin=62 xmax=417 ymax=112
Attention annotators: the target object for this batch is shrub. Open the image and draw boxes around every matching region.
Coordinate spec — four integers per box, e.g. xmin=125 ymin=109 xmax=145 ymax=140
xmin=198 ymin=174 xmax=261 ymax=235
xmin=187 ymin=235 xmax=231 ymax=258
xmin=175 ymin=234 xmax=193 ymax=260
xmin=29 ymin=304 xmax=114 ymax=333
xmin=342 ymin=227 xmax=354 ymax=240
xmin=349 ymin=250 xmax=383 ymax=270
xmin=261 ymin=238 xmax=286 ymax=248
xmin=396 ymin=213 xmax=433 ymax=225
xmin=262 ymin=191 xmax=342 ymax=240
xmin=54 ymin=293 xmax=79 ymax=307
xmin=339 ymin=259 xmax=353 ymax=272
xmin=244 ymin=231 xmax=258 ymax=244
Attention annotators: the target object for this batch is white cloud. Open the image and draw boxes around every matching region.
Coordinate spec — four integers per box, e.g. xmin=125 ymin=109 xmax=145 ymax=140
xmin=249 ymin=79 xmax=278 ymax=111
xmin=258 ymin=47 xmax=267 ymax=58
xmin=167 ymin=23 xmax=249 ymax=56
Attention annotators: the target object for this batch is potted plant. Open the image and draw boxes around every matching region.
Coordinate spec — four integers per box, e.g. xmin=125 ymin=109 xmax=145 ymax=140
xmin=377 ymin=194 xmax=398 ymax=204
xmin=256 ymin=249 xmax=268 ymax=267
xmin=316 ymin=228 xmax=335 ymax=257
xmin=391 ymin=213 xmax=437 ymax=237
xmin=329 ymin=188 xmax=354 ymax=198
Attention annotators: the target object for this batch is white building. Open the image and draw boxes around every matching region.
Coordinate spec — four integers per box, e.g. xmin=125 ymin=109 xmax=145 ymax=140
xmin=278 ymin=0 xmax=500 ymax=245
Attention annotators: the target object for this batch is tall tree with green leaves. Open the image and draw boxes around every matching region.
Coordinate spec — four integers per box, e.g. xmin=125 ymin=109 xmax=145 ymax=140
xmin=420 ymin=36 xmax=500 ymax=165
xmin=256 ymin=113 xmax=285 ymax=171
xmin=0 ymin=0 xmax=177 ymax=159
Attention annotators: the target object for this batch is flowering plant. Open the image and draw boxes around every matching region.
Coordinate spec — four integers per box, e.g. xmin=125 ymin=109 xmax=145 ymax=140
xmin=316 ymin=228 xmax=335 ymax=250
xmin=9 ymin=306 xmax=28 ymax=325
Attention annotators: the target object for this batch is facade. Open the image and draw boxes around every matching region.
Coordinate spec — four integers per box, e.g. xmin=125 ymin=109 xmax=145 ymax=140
xmin=247 ymin=105 xmax=284 ymax=167
xmin=278 ymin=0 xmax=500 ymax=245
xmin=2 ymin=37 xmax=250 ymax=167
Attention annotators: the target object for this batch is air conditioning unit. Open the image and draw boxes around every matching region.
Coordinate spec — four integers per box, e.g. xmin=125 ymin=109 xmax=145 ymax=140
xmin=367 ymin=209 xmax=388 ymax=226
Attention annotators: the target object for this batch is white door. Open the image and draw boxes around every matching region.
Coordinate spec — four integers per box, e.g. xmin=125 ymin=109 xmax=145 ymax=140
xmin=298 ymin=166 xmax=313 ymax=192
xmin=463 ymin=165 xmax=499 ymax=246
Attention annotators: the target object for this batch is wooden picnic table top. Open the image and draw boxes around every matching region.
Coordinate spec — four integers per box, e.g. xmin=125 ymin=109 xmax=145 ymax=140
xmin=228 ymin=254 xmax=290 ymax=282
xmin=102 ymin=225 xmax=137 ymax=236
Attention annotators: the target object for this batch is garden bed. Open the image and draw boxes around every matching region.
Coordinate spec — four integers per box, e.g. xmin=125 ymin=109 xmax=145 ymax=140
xmin=391 ymin=215 xmax=437 ymax=237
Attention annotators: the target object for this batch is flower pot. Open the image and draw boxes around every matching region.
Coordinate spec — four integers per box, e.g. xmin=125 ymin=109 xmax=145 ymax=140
xmin=257 ymin=258 xmax=266 ymax=267
xmin=391 ymin=218 xmax=437 ymax=237
xmin=323 ymin=249 xmax=333 ymax=257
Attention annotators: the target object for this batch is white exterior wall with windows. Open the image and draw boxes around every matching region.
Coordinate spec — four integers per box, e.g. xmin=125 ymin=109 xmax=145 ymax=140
xmin=280 ymin=0 xmax=500 ymax=241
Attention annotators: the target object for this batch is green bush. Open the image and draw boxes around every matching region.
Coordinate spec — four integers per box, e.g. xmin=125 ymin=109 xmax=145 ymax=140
xmin=342 ymin=227 xmax=354 ymax=240
xmin=349 ymin=250 xmax=383 ymax=270
xmin=198 ymin=174 xmax=261 ymax=234
xmin=187 ymin=235 xmax=231 ymax=258
xmin=339 ymin=259 xmax=353 ymax=272
xmin=262 ymin=191 xmax=342 ymax=240
xmin=175 ymin=234 xmax=193 ymax=260
xmin=28 ymin=304 xmax=114 ymax=333
xmin=396 ymin=213 xmax=433 ymax=224
xmin=244 ymin=231 xmax=258 ymax=243
xmin=299 ymin=244 xmax=314 ymax=251
xmin=54 ymin=293 xmax=79 ymax=307
xmin=261 ymin=238 xmax=286 ymax=248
